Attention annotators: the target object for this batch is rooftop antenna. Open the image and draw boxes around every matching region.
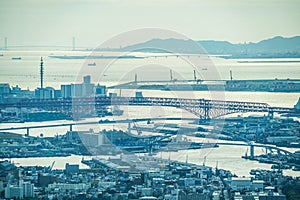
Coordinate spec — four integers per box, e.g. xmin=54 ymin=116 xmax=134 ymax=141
xmin=193 ymin=69 xmax=197 ymax=81
xmin=170 ymin=69 xmax=173 ymax=82
xmin=40 ymin=57 xmax=44 ymax=89
xmin=230 ymin=70 xmax=233 ymax=81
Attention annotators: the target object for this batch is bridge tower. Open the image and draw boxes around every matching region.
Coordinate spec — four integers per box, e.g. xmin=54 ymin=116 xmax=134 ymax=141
xmin=26 ymin=128 xmax=30 ymax=137
xmin=250 ymin=145 xmax=254 ymax=159
xmin=204 ymin=107 xmax=209 ymax=119
xmin=72 ymin=37 xmax=75 ymax=51
xmin=134 ymin=73 xmax=138 ymax=84
xmin=4 ymin=37 xmax=8 ymax=50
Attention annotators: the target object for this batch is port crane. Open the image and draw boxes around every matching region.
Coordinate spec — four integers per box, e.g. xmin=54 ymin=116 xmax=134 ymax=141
xmin=46 ymin=161 xmax=55 ymax=172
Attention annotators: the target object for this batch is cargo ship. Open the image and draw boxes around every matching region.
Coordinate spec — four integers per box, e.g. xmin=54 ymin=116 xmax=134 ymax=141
xmin=11 ymin=57 xmax=22 ymax=60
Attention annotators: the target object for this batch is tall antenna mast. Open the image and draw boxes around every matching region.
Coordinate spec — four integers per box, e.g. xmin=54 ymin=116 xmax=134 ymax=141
xmin=40 ymin=57 xmax=44 ymax=88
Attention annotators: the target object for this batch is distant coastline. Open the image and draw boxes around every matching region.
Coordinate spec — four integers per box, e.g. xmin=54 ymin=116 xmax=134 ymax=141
xmin=2 ymin=35 xmax=300 ymax=59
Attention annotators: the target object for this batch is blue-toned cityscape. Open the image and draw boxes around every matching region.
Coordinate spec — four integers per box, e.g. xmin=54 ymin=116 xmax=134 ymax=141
xmin=1 ymin=1 xmax=300 ymax=200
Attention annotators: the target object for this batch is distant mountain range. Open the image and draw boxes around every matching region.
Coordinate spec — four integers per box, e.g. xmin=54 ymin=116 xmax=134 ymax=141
xmin=115 ymin=36 xmax=300 ymax=58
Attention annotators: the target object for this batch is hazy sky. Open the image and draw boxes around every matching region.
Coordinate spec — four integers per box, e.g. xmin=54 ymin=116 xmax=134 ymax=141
xmin=0 ymin=0 xmax=300 ymax=48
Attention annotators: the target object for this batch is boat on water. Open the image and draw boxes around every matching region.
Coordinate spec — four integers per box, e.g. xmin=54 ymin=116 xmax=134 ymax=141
xmin=258 ymin=157 xmax=279 ymax=164
xmin=99 ymin=106 xmax=124 ymax=116
xmin=88 ymin=62 xmax=96 ymax=66
xmin=271 ymin=164 xmax=292 ymax=170
xmin=11 ymin=57 xmax=22 ymax=60
xmin=160 ymin=141 xmax=217 ymax=152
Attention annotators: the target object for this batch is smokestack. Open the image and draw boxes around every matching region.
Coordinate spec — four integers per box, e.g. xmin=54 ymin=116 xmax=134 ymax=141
xmin=230 ymin=70 xmax=233 ymax=81
xmin=170 ymin=69 xmax=173 ymax=81
xmin=40 ymin=57 xmax=44 ymax=88
xmin=193 ymin=69 xmax=197 ymax=81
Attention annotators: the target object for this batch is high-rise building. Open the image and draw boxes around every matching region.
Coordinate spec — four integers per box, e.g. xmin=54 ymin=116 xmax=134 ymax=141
xmin=95 ymin=84 xmax=106 ymax=97
xmin=71 ymin=84 xmax=83 ymax=97
xmin=0 ymin=83 xmax=10 ymax=95
xmin=23 ymin=182 xmax=34 ymax=198
xmin=34 ymin=87 xmax=54 ymax=99
xmin=78 ymin=131 xmax=106 ymax=146
xmin=5 ymin=184 xmax=23 ymax=199
xmin=82 ymin=83 xmax=94 ymax=97
xmin=82 ymin=75 xmax=94 ymax=97
xmin=61 ymin=76 xmax=96 ymax=98
xmin=61 ymin=84 xmax=72 ymax=98
xmin=65 ymin=163 xmax=79 ymax=174
xmin=38 ymin=173 xmax=56 ymax=187
xmin=83 ymin=75 xmax=91 ymax=84
xmin=54 ymin=89 xmax=61 ymax=98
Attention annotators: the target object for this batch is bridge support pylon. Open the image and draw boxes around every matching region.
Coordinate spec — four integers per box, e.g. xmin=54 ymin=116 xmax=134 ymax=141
xmin=250 ymin=145 xmax=254 ymax=159
xmin=26 ymin=128 xmax=30 ymax=137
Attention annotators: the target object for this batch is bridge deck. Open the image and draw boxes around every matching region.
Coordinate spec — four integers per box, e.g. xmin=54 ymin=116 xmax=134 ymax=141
xmin=0 ymin=96 xmax=295 ymax=119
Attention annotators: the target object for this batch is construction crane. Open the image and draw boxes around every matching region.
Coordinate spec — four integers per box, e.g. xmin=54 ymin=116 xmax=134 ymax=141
xmin=132 ymin=120 xmax=142 ymax=135
xmin=50 ymin=161 xmax=55 ymax=171
xmin=46 ymin=161 xmax=55 ymax=172
xmin=127 ymin=120 xmax=142 ymax=135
